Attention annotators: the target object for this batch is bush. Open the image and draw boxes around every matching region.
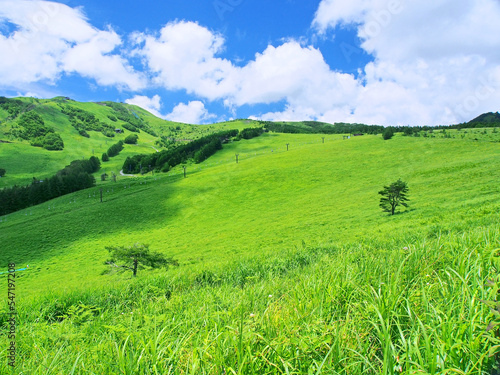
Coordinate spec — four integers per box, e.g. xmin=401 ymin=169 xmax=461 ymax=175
xmin=382 ymin=128 xmax=394 ymax=140
xmin=79 ymin=129 xmax=90 ymax=138
xmin=31 ymin=133 xmax=64 ymax=150
xmin=0 ymin=169 xmax=5 ymax=177
xmin=124 ymin=134 xmax=139 ymax=144
xmin=238 ymin=127 xmax=264 ymax=140
xmin=107 ymin=141 xmax=124 ymax=158
xmin=122 ymin=123 xmax=139 ymax=133
xmin=42 ymin=133 xmax=64 ymax=150
xmin=30 ymin=137 xmax=44 ymax=148
xmin=102 ymin=153 xmax=109 ymax=162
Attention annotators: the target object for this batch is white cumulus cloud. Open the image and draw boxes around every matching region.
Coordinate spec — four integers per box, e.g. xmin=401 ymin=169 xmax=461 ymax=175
xmin=165 ymin=101 xmax=216 ymax=124
xmin=125 ymin=95 xmax=163 ymax=118
xmin=133 ymin=21 xmax=235 ymax=100
xmin=0 ymin=0 xmax=145 ymax=91
xmin=3 ymin=1 xmax=499 ymax=125
xmin=312 ymin=0 xmax=500 ymax=125
xmin=134 ymin=21 xmax=360 ymax=122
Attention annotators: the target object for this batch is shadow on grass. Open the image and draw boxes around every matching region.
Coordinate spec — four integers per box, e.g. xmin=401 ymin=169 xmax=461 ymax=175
xmin=0 ymin=174 xmax=188 ymax=267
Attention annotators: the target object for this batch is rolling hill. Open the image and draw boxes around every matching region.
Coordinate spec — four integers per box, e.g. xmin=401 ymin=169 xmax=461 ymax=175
xmin=0 ymin=112 xmax=499 ymax=373
xmin=0 ymin=96 xmax=262 ymax=189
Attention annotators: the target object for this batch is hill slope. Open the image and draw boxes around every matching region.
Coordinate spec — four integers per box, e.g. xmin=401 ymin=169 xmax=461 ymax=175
xmin=1 ymin=100 xmax=500 ymax=372
xmin=0 ymin=97 xmax=262 ymax=188
xmin=0 ymin=131 xmax=499 ymax=372
xmin=467 ymin=111 xmax=500 ymax=126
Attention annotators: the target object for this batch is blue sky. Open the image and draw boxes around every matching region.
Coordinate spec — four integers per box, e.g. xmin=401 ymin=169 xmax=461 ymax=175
xmin=0 ymin=0 xmax=499 ymax=125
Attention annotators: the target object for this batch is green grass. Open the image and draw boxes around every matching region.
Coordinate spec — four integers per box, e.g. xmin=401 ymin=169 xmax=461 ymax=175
xmin=0 ymin=98 xmax=263 ymax=189
xmin=1 ymin=129 xmax=500 ymax=373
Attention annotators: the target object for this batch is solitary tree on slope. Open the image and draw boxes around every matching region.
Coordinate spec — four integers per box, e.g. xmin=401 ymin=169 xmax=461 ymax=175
xmin=379 ymin=179 xmax=410 ymax=215
xmin=105 ymin=243 xmax=178 ymax=277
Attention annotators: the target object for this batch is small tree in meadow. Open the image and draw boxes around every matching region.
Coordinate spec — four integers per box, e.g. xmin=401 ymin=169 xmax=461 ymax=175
xmin=382 ymin=128 xmax=394 ymax=140
xmin=102 ymin=153 xmax=109 ymax=162
xmin=0 ymin=168 xmax=5 ymax=177
xmin=105 ymin=243 xmax=178 ymax=277
xmin=379 ymin=179 xmax=410 ymax=215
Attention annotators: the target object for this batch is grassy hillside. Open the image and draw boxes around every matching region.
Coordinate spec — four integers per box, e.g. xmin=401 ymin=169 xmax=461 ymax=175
xmin=0 ymin=97 xmax=262 ymax=189
xmin=1 ymin=130 xmax=499 ymax=373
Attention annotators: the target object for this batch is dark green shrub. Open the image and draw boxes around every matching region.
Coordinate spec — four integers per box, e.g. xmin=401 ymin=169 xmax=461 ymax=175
xmin=79 ymin=129 xmax=90 ymax=138
xmin=42 ymin=133 xmax=64 ymax=150
xmin=382 ymin=128 xmax=394 ymax=140
xmin=124 ymin=134 xmax=139 ymax=144
xmin=107 ymin=141 xmax=124 ymax=157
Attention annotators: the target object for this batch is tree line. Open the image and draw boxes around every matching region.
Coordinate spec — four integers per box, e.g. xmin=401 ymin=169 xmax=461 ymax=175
xmin=0 ymin=157 xmax=100 ymax=216
xmin=261 ymin=121 xmax=385 ymax=135
xmin=123 ymin=129 xmax=245 ymax=174
xmin=261 ymin=118 xmax=500 ymax=137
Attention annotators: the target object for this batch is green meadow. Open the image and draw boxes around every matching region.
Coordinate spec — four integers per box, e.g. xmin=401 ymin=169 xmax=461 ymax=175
xmin=1 ymin=125 xmax=500 ymax=373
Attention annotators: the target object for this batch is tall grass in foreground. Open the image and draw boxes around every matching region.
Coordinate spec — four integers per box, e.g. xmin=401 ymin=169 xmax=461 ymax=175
xmin=1 ymin=224 xmax=499 ymax=374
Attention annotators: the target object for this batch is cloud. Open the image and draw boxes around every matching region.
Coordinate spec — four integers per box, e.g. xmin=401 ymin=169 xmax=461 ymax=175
xmin=125 ymin=95 xmax=163 ymax=118
xmin=134 ymin=21 xmax=359 ymax=122
xmin=0 ymin=0 xmax=144 ymax=91
xmin=125 ymin=95 xmax=217 ymax=124
xmin=311 ymin=0 xmax=500 ymax=125
xmin=3 ymin=1 xmax=499 ymax=125
xmin=133 ymin=21 xmax=235 ymax=100
xmin=232 ymin=42 xmax=359 ymax=113
xmin=137 ymin=17 xmax=500 ymax=126
xmin=165 ymin=101 xmax=216 ymax=124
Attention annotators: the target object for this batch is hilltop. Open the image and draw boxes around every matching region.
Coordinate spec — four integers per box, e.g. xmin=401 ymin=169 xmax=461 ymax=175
xmin=467 ymin=111 xmax=500 ymax=126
